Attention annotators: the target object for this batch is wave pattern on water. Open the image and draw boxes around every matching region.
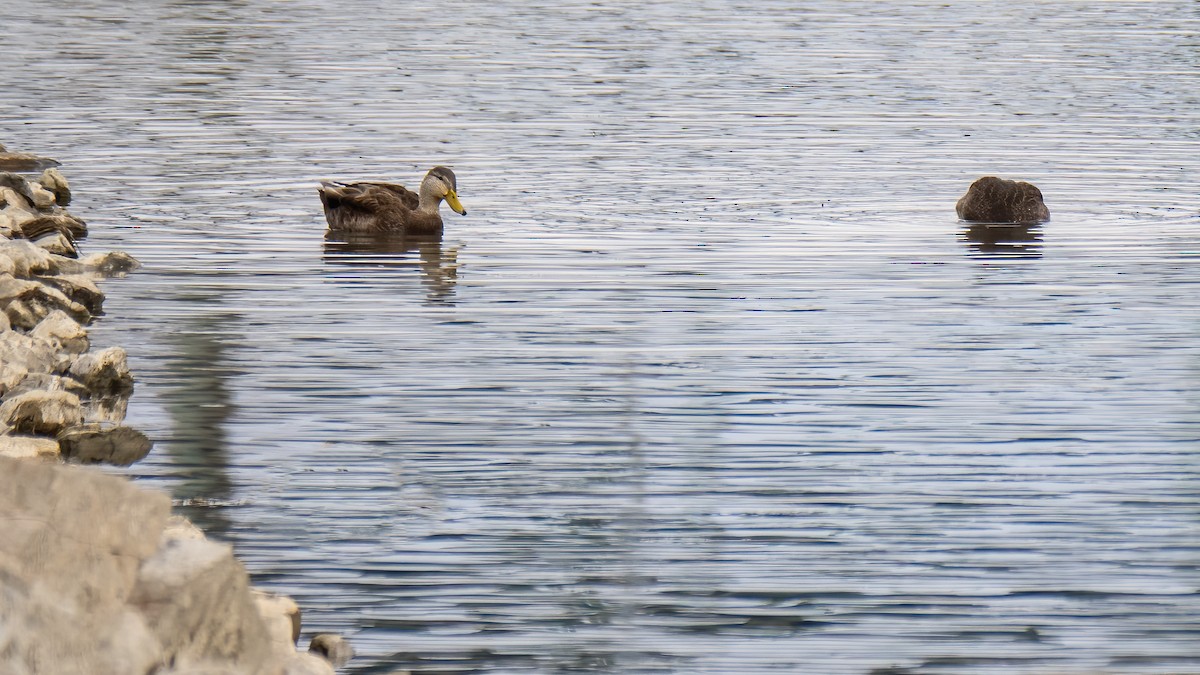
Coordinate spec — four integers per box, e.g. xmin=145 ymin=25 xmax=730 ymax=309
xmin=3 ymin=1 xmax=1199 ymax=673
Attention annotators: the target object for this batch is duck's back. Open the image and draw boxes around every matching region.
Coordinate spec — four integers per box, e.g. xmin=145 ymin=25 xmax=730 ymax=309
xmin=956 ymin=176 xmax=1050 ymax=223
xmin=318 ymin=181 xmax=427 ymax=233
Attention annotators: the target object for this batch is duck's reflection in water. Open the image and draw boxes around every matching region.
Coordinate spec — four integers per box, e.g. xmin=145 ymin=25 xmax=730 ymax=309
xmin=960 ymin=223 xmax=1043 ymax=259
xmin=162 ymin=310 xmax=238 ymax=537
xmin=322 ymin=232 xmax=459 ymax=304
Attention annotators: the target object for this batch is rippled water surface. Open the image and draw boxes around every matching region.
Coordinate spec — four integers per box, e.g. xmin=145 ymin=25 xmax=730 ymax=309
xmin=4 ymin=1 xmax=1199 ymax=672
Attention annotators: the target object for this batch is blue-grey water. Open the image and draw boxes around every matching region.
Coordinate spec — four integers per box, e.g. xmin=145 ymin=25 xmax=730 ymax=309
xmin=3 ymin=1 xmax=1199 ymax=673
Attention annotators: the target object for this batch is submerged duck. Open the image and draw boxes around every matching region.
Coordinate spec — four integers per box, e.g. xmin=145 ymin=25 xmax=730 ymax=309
xmin=317 ymin=166 xmax=466 ymax=235
xmin=955 ymin=176 xmax=1050 ymax=224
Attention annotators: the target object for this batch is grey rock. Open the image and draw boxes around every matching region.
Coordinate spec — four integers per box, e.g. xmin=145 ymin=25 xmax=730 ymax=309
xmin=0 ymin=457 xmax=170 ymax=675
xmin=57 ymin=423 xmax=152 ymax=466
xmin=130 ymin=537 xmax=274 ymax=673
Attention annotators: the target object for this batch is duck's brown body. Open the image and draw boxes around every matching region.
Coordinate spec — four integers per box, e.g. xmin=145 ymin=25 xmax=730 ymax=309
xmin=318 ymin=166 xmax=465 ymax=235
xmin=955 ymin=176 xmax=1050 ymax=224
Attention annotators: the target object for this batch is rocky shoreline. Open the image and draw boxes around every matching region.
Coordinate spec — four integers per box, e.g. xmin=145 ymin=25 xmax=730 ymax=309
xmin=0 ymin=144 xmax=353 ymax=675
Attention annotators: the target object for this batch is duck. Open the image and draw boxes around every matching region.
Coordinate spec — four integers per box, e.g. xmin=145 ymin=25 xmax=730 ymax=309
xmin=317 ymin=166 xmax=466 ymax=235
xmin=955 ymin=176 xmax=1050 ymax=224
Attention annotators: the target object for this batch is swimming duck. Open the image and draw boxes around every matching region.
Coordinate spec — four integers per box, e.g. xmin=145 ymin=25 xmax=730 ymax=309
xmin=317 ymin=166 xmax=466 ymax=235
xmin=955 ymin=176 xmax=1050 ymax=224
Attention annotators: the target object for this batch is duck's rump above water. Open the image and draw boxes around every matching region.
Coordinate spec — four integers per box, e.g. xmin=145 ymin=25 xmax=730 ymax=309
xmin=956 ymin=176 xmax=1050 ymax=224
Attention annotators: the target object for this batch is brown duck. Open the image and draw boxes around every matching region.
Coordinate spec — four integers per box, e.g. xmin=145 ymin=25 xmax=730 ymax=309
xmin=955 ymin=176 xmax=1050 ymax=224
xmin=317 ymin=166 xmax=466 ymax=235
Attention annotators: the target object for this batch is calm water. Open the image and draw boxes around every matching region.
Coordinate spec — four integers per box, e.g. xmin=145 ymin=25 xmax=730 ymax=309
xmin=4 ymin=1 xmax=1199 ymax=672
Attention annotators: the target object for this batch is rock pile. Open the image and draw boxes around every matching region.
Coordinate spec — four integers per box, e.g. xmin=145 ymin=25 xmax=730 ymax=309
xmin=0 ymin=146 xmax=351 ymax=674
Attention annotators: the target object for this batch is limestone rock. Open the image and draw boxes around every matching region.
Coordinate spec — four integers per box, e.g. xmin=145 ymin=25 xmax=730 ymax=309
xmin=254 ymin=589 xmax=303 ymax=664
xmin=39 ymin=273 xmax=105 ymax=315
xmin=0 ymin=329 xmax=70 ymax=384
xmin=57 ymin=423 xmax=152 ymax=466
xmin=0 ymin=185 xmax=35 ymax=223
xmin=2 ymin=372 xmax=90 ymax=399
xmin=130 ymin=537 xmax=275 ymax=673
xmin=0 ymin=433 xmax=60 ymax=460
xmin=0 ymin=389 xmax=82 ymax=435
xmin=163 ymin=515 xmax=208 ymax=544
xmin=21 ymin=211 xmax=88 ymax=240
xmin=0 ymin=273 xmax=90 ymax=329
xmin=0 ymin=457 xmax=171 ymax=675
xmin=0 ymin=238 xmax=55 ymax=276
xmin=31 ymin=229 xmax=79 ymax=258
xmin=284 ymin=652 xmax=337 ymax=675
xmin=308 ymin=633 xmax=354 ymax=669
xmin=40 ymin=167 xmax=72 ymax=206
xmin=69 ymin=346 xmax=134 ymax=396
xmin=30 ymin=308 xmax=90 ymax=353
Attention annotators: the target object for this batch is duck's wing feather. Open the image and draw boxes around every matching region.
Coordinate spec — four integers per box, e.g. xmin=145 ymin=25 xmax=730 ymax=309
xmin=318 ymin=180 xmax=430 ymax=232
xmin=322 ymin=181 xmax=419 ymax=211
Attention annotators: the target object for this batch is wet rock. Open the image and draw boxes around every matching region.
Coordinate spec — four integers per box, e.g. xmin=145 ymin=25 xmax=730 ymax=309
xmin=308 ymin=633 xmax=354 ymax=669
xmin=254 ymin=589 xmax=303 ymax=663
xmin=82 ymin=394 xmax=131 ymax=424
xmin=57 ymin=423 xmax=152 ymax=466
xmin=0 ymin=434 xmax=60 ymax=460
xmin=0 ymin=389 xmax=83 ymax=435
xmin=30 ymin=308 xmax=90 ymax=353
xmin=0 ymin=456 xmax=169 ymax=675
xmin=86 ymin=249 xmax=141 ymax=276
xmin=956 ymin=176 xmax=1050 ymax=224
xmin=69 ymin=346 xmax=134 ymax=396
xmin=0 ymin=150 xmax=60 ymax=172
xmin=40 ymin=273 xmax=105 ymax=315
xmin=54 ymin=249 xmax=143 ymax=277
xmin=130 ymin=537 xmax=275 ymax=673
xmin=40 ymin=167 xmax=72 ymax=206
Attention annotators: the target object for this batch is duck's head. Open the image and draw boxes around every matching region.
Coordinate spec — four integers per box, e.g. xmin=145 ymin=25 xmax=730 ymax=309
xmin=423 ymin=166 xmax=467 ymax=215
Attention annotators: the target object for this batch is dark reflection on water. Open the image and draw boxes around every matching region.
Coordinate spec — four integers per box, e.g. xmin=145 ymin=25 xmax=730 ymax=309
xmin=960 ymin=223 xmax=1043 ymax=259
xmin=4 ymin=0 xmax=1200 ymax=672
xmin=323 ymin=233 xmax=459 ymax=305
xmin=160 ymin=305 xmax=239 ymax=536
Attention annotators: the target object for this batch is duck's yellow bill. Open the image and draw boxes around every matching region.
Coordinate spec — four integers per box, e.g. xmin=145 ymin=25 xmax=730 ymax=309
xmin=445 ymin=190 xmax=467 ymax=215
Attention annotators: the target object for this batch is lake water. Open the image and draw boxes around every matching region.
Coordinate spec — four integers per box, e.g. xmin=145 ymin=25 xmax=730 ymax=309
xmin=3 ymin=1 xmax=1199 ymax=672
